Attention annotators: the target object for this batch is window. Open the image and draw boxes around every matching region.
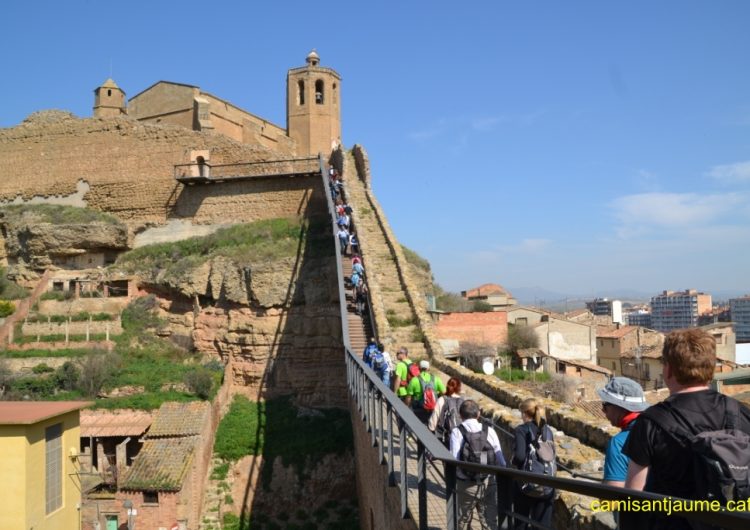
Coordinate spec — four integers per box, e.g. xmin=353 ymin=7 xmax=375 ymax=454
xmin=46 ymin=423 xmax=63 ymax=514
xmin=644 ymin=363 xmax=651 ymax=379
xmin=315 ymin=80 xmax=324 ymax=104
xmin=611 ymin=361 xmax=616 ymax=370
xmin=298 ymin=80 xmax=305 ymax=105
xmin=107 ymin=89 xmax=112 ymax=97
xmin=516 ymin=317 xmax=528 ymax=326
xmin=143 ymin=491 xmax=159 ymax=504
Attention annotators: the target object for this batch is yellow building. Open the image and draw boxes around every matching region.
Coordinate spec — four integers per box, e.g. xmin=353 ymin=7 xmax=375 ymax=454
xmin=0 ymin=401 xmax=92 ymax=530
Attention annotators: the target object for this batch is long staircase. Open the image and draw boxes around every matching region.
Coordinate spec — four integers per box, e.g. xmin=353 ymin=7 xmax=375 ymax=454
xmin=341 ymin=257 xmax=372 ymax=353
xmin=341 ymin=151 xmax=428 ymax=358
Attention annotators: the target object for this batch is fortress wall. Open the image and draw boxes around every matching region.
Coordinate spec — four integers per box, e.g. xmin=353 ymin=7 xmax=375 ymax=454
xmin=0 ymin=114 xmax=317 ymax=227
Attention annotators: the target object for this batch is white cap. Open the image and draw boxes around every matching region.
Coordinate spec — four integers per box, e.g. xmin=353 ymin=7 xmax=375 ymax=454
xmin=419 ymin=360 xmax=430 ymax=370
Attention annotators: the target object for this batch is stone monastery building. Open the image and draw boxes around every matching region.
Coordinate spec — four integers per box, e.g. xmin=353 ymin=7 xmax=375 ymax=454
xmin=0 ymin=51 xmax=341 ymax=230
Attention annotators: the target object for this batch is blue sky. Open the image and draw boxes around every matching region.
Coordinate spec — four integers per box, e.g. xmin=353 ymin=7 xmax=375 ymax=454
xmin=2 ymin=1 xmax=749 ymax=299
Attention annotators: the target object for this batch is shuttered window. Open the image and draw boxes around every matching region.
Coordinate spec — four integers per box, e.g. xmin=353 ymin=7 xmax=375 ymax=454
xmin=46 ymin=423 xmax=63 ymax=514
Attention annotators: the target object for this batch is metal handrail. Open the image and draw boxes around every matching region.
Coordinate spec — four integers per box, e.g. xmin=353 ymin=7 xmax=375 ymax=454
xmin=319 ymin=154 xmax=750 ymax=530
xmin=175 ymin=156 xmax=320 ymax=180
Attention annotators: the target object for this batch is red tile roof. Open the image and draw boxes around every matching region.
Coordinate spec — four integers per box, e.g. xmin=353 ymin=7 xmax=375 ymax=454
xmin=80 ymin=409 xmax=153 ymax=437
xmin=463 ymin=283 xmax=511 ymax=298
xmin=0 ymin=401 xmax=93 ymax=425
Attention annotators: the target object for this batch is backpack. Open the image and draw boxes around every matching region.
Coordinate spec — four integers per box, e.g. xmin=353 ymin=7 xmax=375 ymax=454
xmin=371 ymin=350 xmax=387 ymax=374
xmin=398 ymin=360 xmax=420 ymax=388
xmin=363 ymin=343 xmax=377 ymax=366
xmin=437 ymin=396 xmax=465 ymax=445
xmin=644 ymin=397 xmax=750 ymax=506
xmin=520 ymin=424 xmax=556 ymax=498
xmin=417 ymin=375 xmax=437 ymax=411
xmin=458 ymin=423 xmax=497 ymax=481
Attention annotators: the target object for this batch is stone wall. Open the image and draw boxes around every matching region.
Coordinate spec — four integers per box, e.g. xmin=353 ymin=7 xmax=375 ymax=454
xmin=22 ymin=318 xmax=122 ymax=337
xmin=0 ymin=112 xmax=314 ymax=229
xmin=38 ymin=297 xmax=132 ymax=315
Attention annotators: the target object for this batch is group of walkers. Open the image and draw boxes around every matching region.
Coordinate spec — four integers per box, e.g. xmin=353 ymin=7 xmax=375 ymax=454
xmin=331 ymin=164 xmax=750 ymax=528
xmin=361 ymin=339 xmax=556 ymax=529
xmin=360 ymin=328 xmax=750 ymax=530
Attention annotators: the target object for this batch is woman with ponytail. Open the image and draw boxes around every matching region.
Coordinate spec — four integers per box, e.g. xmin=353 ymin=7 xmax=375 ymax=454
xmin=511 ymin=398 xmax=555 ymax=529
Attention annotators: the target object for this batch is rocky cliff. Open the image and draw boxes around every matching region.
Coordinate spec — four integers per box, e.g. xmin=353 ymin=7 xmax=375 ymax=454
xmin=0 ymin=205 xmax=129 ymax=279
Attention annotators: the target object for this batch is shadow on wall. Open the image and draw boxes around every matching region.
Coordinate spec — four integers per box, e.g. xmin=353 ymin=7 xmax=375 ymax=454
xmin=227 ymin=193 xmax=356 ymax=528
xmin=168 ymin=175 xmax=324 ymax=222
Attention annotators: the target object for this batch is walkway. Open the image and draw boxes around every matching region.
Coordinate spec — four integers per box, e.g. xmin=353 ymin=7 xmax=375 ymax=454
xmin=342 ymin=152 xmax=427 ymax=358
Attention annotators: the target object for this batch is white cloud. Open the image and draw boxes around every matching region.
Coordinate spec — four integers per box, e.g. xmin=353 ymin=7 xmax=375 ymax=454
xmin=471 ymin=116 xmax=504 ymax=132
xmin=611 ymin=192 xmax=746 ymax=238
xmin=407 ymin=119 xmax=448 ymax=141
xmin=707 ymin=161 xmax=750 ymax=183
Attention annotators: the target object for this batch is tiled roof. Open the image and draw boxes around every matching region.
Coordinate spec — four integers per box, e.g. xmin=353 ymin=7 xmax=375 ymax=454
xmin=597 ymin=325 xmax=638 ymax=339
xmin=147 ymin=401 xmax=210 ymax=437
xmin=0 ymin=401 xmax=93 ymax=425
xmin=80 ymin=409 xmax=153 ymax=438
xmin=463 ymin=283 xmax=511 ymax=298
xmin=621 ymin=345 xmax=663 ymax=359
xmin=120 ymin=437 xmax=197 ymax=491
xmin=576 ymin=400 xmax=607 ymax=420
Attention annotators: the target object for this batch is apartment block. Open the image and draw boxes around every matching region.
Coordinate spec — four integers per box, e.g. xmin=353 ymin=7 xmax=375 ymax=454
xmin=730 ymin=296 xmax=750 ymax=343
xmin=650 ymin=289 xmax=712 ymax=332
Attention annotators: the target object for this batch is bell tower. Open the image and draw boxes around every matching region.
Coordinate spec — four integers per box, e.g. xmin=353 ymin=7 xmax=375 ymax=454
xmin=93 ymin=78 xmax=126 ymax=118
xmin=287 ymin=50 xmax=341 ymax=156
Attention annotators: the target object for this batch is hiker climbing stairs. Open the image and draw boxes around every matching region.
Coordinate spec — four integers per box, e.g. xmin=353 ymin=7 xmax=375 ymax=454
xmin=341 ymin=152 xmax=428 ymax=359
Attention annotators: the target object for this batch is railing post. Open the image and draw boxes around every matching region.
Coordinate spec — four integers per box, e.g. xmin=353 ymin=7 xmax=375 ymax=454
xmin=445 ymin=462 xmax=458 ymax=530
xmin=387 ymin=405 xmax=395 ymax=485
xmin=370 ymin=383 xmax=380 ymax=447
xmin=399 ymin=418 xmax=409 ymax=519
xmin=417 ymin=440 xmax=427 ymax=530
xmin=377 ymin=392 xmax=384 ymax=462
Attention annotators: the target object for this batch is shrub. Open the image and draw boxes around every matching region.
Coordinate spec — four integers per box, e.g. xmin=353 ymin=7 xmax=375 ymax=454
xmin=0 ymin=269 xmax=29 ymax=300
xmin=184 ymin=367 xmax=213 ymax=399
xmin=32 ymin=363 xmax=54 ymax=374
xmin=78 ymin=351 xmax=121 ymax=397
xmin=506 ymin=324 xmax=540 ymax=353
xmin=0 ymin=300 xmax=15 ymax=318
xmin=55 ymin=361 xmax=80 ymax=391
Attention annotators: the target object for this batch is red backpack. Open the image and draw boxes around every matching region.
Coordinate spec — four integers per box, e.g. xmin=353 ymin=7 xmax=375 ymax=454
xmin=399 ymin=360 xmax=421 ymax=388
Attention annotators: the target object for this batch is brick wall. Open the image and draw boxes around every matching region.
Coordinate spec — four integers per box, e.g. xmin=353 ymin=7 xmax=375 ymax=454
xmin=435 ymin=311 xmax=508 ymax=346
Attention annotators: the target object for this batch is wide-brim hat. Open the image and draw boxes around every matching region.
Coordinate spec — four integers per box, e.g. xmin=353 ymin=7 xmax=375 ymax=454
xmin=597 ymin=376 xmax=649 ymax=412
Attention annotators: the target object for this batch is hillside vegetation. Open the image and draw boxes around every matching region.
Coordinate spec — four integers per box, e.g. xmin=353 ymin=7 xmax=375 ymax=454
xmin=116 ymin=216 xmax=332 ymax=275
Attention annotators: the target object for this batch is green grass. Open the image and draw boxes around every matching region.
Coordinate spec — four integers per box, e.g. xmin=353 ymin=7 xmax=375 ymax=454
xmin=214 ymin=395 xmax=264 ymax=461
xmin=0 ymin=347 xmax=92 ymax=358
xmin=213 ymin=395 xmax=354 ymax=489
xmin=115 ymin=217 xmax=333 ymax=281
xmin=15 ymin=333 xmax=108 ymax=344
xmin=210 ymin=462 xmax=229 ymax=481
xmin=494 ymin=368 xmax=551 ymax=383
xmin=0 ymin=204 xmax=121 ymax=225
xmin=386 ymin=309 xmax=415 ymax=328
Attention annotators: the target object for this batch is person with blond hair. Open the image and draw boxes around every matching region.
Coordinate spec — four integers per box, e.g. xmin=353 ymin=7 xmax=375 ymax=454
xmin=623 ymin=328 xmax=750 ymax=529
xmin=512 ymin=398 xmax=555 ymax=530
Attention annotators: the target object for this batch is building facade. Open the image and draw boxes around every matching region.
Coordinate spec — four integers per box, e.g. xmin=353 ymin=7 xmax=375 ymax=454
xmin=585 ymin=298 xmax=623 ymax=323
xmin=461 ymin=283 xmax=517 ymax=310
xmin=0 ymin=401 xmax=91 ymax=530
xmin=730 ymin=296 xmax=750 ymax=343
xmin=650 ymin=289 xmax=712 ymax=332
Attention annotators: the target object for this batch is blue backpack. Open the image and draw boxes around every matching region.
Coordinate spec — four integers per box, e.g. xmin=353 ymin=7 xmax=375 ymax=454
xmin=371 ymin=350 xmax=387 ymax=374
xmin=363 ymin=343 xmax=378 ymax=367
